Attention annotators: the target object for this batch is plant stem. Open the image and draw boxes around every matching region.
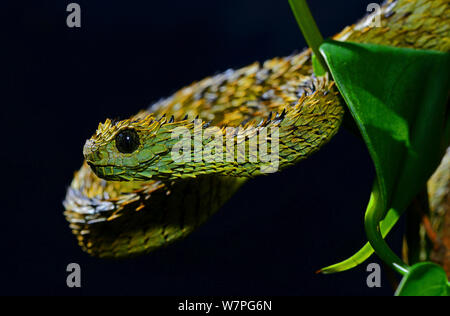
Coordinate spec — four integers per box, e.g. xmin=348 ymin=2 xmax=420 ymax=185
xmin=365 ymin=180 xmax=410 ymax=276
xmin=288 ymin=0 xmax=328 ymax=75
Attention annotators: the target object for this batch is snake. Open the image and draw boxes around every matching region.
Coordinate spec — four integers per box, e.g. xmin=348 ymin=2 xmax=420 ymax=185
xmin=63 ymin=0 xmax=450 ymax=258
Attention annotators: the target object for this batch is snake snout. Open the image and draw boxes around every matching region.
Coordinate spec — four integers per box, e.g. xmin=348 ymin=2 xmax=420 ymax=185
xmin=83 ymin=139 xmax=96 ymax=161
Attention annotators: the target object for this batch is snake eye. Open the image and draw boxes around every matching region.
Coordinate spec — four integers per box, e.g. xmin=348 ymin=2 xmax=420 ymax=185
xmin=115 ymin=129 xmax=140 ymax=154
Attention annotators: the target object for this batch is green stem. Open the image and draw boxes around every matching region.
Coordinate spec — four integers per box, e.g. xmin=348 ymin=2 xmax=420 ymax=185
xmin=319 ymin=206 xmax=404 ymax=274
xmin=365 ymin=179 xmax=410 ymax=276
xmin=288 ymin=0 xmax=328 ymax=75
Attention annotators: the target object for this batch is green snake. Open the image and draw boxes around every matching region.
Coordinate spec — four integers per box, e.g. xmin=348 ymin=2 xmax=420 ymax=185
xmin=64 ymin=0 xmax=450 ymax=258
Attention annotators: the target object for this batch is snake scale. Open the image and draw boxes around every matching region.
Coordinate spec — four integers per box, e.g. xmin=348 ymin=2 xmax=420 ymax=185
xmin=64 ymin=0 xmax=450 ymax=258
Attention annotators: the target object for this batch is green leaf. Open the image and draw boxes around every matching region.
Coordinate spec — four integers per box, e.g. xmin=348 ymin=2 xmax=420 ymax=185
xmin=395 ymin=262 xmax=449 ymax=296
xmin=318 ymin=40 xmax=450 ymax=273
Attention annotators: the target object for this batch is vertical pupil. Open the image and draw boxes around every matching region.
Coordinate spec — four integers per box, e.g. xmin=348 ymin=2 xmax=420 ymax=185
xmin=116 ymin=129 xmax=139 ymax=153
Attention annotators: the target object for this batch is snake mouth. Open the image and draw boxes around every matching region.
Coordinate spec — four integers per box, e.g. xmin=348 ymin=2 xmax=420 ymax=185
xmin=85 ymin=161 xmax=116 ymax=180
xmin=86 ymin=160 xmax=96 ymax=170
xmin=85 ymin=161 xmax=147 ymax=182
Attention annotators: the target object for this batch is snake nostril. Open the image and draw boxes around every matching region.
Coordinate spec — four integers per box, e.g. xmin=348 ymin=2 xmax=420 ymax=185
xmin=83 ymin=140 xmax=94 ymax=158
xmin=83 ymin=140 xmax=102 ymax=162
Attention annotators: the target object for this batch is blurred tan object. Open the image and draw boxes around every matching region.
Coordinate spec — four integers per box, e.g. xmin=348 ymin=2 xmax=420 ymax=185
xmin=428 ymin=147 xmax=450 ymax=277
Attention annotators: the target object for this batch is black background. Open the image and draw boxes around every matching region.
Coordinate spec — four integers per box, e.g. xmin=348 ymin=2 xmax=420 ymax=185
xmin=5 ymin=0 xmax=405 ymax=295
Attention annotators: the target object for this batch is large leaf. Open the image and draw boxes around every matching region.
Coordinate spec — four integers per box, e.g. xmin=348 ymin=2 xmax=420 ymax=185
xmin=321 ymin=40 xmax=449 ymax=213
xmin=318 ymin=40 xmax=450 ymax=274
xmin=395 ymin=262 xmax=449 ymax=296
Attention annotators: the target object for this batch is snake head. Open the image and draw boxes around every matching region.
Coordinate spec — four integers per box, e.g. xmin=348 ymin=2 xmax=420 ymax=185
xmin=83 ymin=114 xmax=180 ymax=181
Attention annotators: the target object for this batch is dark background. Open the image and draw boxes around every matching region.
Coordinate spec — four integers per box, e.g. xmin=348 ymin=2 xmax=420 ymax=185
xmin=5 ymin=0 xmax=405 ymax=295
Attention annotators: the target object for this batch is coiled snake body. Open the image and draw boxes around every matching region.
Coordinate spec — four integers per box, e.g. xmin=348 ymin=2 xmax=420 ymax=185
xmin=64 ymin=0 xmax=450 ymax=258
